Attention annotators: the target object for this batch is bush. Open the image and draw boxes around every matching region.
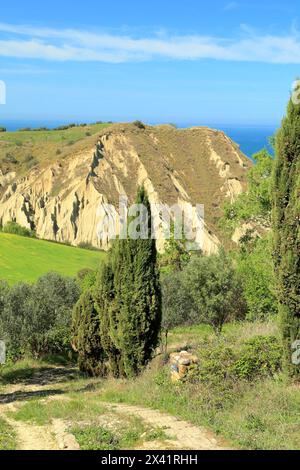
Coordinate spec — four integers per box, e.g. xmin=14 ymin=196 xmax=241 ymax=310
xmin=23 ymin=155 xmax=38 ymax=169
xmin=0 ymin=273 xmax=80 ymax=359
xmin=2 ymin=221 xmax=36 ymax=238
xmin=132 ymin=120 xmax=145 ymax=130
xmin=236 ymin=234 xmax=277 ymax=321
xmin=2 ymin=153 xmax=18 ymax=165
xmin=188 ymin=342 xmax=237 ymax=385
xmin=186 ymin=335 xmax=282 ymax=386
xmin=183 ymin=250 xmax=247 ymax=333
xmin=161 ymin=271 xmax=197 ymax=348
xmin=233 ymin=336 xmax=282 ymax=380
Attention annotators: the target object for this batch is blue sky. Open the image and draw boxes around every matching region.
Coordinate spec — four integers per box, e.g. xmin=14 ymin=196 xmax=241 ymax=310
xmin=0 ymin=0 xmax=299 ymax=126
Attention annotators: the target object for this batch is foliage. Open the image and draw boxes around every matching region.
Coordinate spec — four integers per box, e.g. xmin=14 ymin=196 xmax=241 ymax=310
xmin=186 ymin=335 xmax=281 ymax=384
xmin=187 ymin=341 xmax=237 ymax=386
xmin=94 ymin=261 xmax=122 ymax=377
xmin=132 ymin=120 xmax=145 ymax=129
xmin=110 ymin=187 xmax=162 ymax=377
xmin=72 ymin=425 xmax=119 ymax=450
xmin=2 ymin=153 xmax=18 ymax=164
xmin=182 ymin=250 xmax=247 ymax=333
xmin=0 ymin=273 xmax=80 ymax=359
xmin=161 ymin=271 xmax=197 ymax=347
xmin=160 ymin=250 xmax=246 ymax=335
xmin=220 ymin=146 xmax=277 ymax=323
xmin=0 ymin=418 xmax=16 ymax=450
xmin=72 ymin=289 xmax=106 ymax=376
xmin=272 ymin=90 xmax=300 ymax=379
xmin=77 ymin=268 xmax=97 ymax=292
xmin=2 ymin=221 xmax=36 ymax=238
xmin=158 ymin=222 xmax=191 ymax=273
xmin=235 ymin=234 xmax=277 ymax=321
xmin=233 ymin=336 xmax=282 ymax=380
xmin=220 ymin=148 xmax=274 ymax=232
xmin=71 ymin=418 xmax=146 ymax=450
xmin=92 ymin=187 xmax=162 ymax=378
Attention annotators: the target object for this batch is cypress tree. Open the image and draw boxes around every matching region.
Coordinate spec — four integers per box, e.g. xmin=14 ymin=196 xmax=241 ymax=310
xmin=72 ymin=289 xmax=107 ymax=377
xmin=113 ymin=186 xmax=162 ymax=377
xmin=94 ymin=261 xmax=124 ymax=377
xmin=273 ymin=88 xmax=300 ymax=379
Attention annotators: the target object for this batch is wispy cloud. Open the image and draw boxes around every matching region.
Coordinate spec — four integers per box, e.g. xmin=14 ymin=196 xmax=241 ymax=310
xmin=224 ymin=2 xmax=239 ymax=11
xmin=0 ymin=22 xmax=300 ymax=64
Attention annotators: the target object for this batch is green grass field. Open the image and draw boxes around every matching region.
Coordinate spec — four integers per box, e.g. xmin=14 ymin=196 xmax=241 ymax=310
xmin=0 ymin=123 xmax=109 ymax=145
xmin=0 ymin=233 xmax=106 ymax=284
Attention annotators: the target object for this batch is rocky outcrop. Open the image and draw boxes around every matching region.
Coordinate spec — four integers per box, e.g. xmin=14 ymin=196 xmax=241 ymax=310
xmin=0 ymin=124 xmax=251 ymax=253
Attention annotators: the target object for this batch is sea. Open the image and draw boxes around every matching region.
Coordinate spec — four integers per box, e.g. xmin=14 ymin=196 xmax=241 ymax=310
xmin=1 ymin=120 xmax=277 ymax=160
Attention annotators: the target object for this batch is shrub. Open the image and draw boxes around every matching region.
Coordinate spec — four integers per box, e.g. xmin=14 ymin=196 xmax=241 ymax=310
xmin=183 ymin=250 xmax=247 ymax=333
xmin=233 ymin=336 xmax=282 ymax=380
xmin=161 ymin=271 xmax=197 ymax=348
xmin=2 ymin=153 xmax=18 ymax=165
xmin=0 ymin=273 xmax=80 ymax=359
xmin=0 ymin=127 xmax=6 ymax=132
xmin=132 ymin=120 xmax=145 ymax=130
xmin=23 ymin=154 xmax=38 ymax=169
xmin=186 ymin=335 xmax=282 ymax=386
xmin=236 ymin=235 xmax=277 ymax=321
xmin=187 ymin=341 xmax=237 ymax=385
xmin=2 ymin=221 xmax=36 ymax=238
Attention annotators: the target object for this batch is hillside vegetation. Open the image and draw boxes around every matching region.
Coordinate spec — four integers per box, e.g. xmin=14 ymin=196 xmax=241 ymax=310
xmin=0 ymin=233 xmax=105 ymax=284
xmin=0 ymin=122 xmax=110 ymax=176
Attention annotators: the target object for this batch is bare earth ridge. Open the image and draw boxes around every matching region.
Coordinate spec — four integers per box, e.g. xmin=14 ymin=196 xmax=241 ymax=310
xmin=0 ymin=124 xmax=251 ymax=254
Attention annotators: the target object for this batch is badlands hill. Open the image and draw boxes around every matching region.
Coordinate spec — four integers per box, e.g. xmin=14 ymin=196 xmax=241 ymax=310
xmin=0 ymin=123 xmax=251 ymax=254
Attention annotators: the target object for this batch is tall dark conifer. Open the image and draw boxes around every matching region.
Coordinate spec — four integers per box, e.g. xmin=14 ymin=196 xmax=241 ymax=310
xmin=113 ymin=186 xmax=162 ymax=377
xmin=71 ymin=289 xmax=106 ymax=377
xmin=94 ymin=260 xmax=123 ymax=377
xmin=273 ymin=87 xmax=300 ymax=379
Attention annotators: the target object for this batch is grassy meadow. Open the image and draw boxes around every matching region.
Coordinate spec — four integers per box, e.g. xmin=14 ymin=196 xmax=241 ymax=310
xmin=0 ymin=233 xmax=105 ymax=284
xmin=0 ymin=123 xmax=108 ymax=145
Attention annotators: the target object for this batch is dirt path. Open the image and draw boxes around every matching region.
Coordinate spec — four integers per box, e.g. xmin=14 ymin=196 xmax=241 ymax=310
xmin=0 ymin=366 xmax=230 ymax=451
xmin=105 ymin=403 xmax=229 ymax=450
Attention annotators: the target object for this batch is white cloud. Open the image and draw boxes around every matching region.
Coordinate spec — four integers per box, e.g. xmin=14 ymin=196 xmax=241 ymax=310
xmin=0 ymin=22 xmax=300 ymax=64
xmin=224 ymin=2 xmax=239 ymax=11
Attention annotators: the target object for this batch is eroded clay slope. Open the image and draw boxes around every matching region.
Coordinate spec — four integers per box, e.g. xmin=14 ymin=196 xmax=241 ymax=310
xmin=0 ymin=124 xmax=251 ymax=253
